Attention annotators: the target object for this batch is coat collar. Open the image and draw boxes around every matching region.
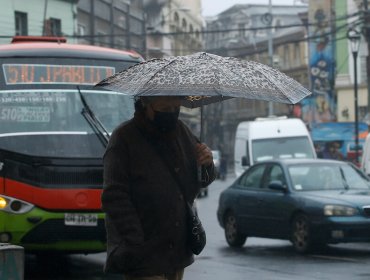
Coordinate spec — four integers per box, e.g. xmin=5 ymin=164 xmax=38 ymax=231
xmin=133 ymin=109 xmax=179 ymax=143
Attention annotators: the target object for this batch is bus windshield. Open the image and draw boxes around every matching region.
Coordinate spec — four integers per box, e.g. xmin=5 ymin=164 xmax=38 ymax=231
xmin=252 ymin=136 xmax=315 ymax=163
xmin=0 ymin=89 xmax=134 ymax=158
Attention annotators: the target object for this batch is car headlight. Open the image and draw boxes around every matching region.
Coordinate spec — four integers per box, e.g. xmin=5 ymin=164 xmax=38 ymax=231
xmin=324 ymin=205 xmax=358 ymax=216
xmin=0 ymin=195 xmax=34 ymax=214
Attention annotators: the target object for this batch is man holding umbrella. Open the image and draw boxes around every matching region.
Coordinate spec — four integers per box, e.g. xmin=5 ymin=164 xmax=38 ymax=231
xmin=101 ymin=95 xmax=216 ymax=279
xmin=97 ymin=52 xmax=312 ymax=279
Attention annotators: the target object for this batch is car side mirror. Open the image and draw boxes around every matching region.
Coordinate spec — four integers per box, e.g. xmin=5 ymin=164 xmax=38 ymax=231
xmin=241 ymin=155 xmax=249 ymax=167
xmin=268 ymin=180 xmax=287 ymax=192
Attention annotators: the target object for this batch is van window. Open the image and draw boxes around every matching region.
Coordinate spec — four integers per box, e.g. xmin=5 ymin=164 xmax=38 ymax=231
xmin=252 ymin=136 xmax=315 ymax=163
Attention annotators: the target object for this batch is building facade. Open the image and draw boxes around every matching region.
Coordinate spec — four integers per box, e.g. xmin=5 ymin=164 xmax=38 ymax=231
xmin=0 ymin=0 xmax=78 ymax=45
xmin=335 ymin=0 xmax=368 ymax=124
xmin=144 ymin=0 xmax=204 ymax=59
xmin=77 ymin=0 xmax=146 ymax=56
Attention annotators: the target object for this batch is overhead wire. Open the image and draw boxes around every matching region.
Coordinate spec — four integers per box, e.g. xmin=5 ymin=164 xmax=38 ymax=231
xmin=0 ymin=9 xmax=364 ymax=58
xmin=0 ymin=10 xmax=363 ymax=39
xmin=137 ymin=18 xmax=363 ymax=56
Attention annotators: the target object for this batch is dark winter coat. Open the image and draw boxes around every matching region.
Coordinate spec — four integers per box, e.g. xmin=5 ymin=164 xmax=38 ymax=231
xmin=101 ymin=111 xmax=215 ymax=277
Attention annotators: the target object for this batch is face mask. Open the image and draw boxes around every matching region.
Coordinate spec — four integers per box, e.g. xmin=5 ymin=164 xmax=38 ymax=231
xmin=152 ymin=109 xmax=180 ymax=132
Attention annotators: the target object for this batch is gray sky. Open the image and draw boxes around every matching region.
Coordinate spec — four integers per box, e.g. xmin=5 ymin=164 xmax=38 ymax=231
xmin=201 ymin=0 xmax=306 ymax=17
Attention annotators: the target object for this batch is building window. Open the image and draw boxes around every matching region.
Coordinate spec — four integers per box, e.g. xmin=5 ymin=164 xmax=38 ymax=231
xmin=116 ymin=39 xmax=125 ymax=48
xmin=294 ymin=43 xmax=300 ymax=66
xmin=284 ymin=45 xmax=290 ymax=68
xmin=44 ymin=18 xmax=62 ymax=36
xmin=15 ymin=11 xmax=28 ymax=35
xmin=359 ymin=106 xmax=367 ymax=121
xmin=78 ymin=24 xmax=85 ymax=36
xmin=238 ymin=23 xmax=245 ymax=38
xmin=173 ymin=12 xmax=179 ymax=26
xmin=189 ymin=24 xmax=193 ymax=35
xmin=50 ymin=18 xmax=62 ymax=36
xmin=182 ymin=18 xmax=187 ymax=30
xmin=274 ymin=19 xmax=282 ymax=32
xmin=97 ymin=31 xmax=108 ymax=46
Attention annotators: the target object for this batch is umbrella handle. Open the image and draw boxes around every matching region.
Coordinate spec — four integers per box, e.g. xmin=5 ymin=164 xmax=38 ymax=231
xmin=200 ymin=106 xmax=204 ymax=142
xmin=198 ymin=106 xmax=206 ymax=183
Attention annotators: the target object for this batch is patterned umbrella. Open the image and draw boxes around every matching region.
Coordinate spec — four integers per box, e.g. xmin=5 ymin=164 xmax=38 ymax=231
xmin=95 ymin=52 xmax=311 ymax=108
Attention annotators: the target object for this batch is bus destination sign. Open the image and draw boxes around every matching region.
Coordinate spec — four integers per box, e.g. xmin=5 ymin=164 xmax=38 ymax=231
xmin=3 ymin=64 xmax=115 ymax=85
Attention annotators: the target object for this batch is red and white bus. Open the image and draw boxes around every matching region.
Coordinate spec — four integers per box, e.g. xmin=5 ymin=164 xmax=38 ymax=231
xmin=0 ymin=36 xmax=142 ymax=254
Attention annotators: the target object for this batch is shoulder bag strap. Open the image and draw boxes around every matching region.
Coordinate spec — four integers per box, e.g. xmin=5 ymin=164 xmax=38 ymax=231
xmin=133 ymin=124 xmax=192 ymax=199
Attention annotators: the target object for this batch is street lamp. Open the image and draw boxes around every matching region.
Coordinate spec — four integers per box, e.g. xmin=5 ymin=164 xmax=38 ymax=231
xmin=347 ymin=28 xmax=361 ymax=164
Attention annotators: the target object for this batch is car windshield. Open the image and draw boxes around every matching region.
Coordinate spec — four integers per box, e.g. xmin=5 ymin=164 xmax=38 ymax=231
xmin=252 ymin=136 xmax=315 ymax=163
xmin=288 ymin=163 xmax=370 ymax=191
xmin=0 ymin=89 xmax=134 ymax=158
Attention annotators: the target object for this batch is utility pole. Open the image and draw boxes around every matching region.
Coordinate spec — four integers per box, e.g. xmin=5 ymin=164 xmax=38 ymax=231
xmin=110 ymin=0 xmax=115 ymax=48
xmin=126 ymin=1 xmax=131 ymax=50
xmin=267 ymin=0 xmax=274 ymax=115
xmin=89 ymin=1 xmax=95 ymax=45
xmin=42 ymin=0 xmax=48 ymax=36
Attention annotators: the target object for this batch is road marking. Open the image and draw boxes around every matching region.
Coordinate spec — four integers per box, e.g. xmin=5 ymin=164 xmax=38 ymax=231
xmin=310 ymin=254 xmax=358 ymax=262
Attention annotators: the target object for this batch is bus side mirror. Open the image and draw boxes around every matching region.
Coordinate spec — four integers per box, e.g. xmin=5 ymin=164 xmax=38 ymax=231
xmin=241 ymin=155 xmax=249 ymax=167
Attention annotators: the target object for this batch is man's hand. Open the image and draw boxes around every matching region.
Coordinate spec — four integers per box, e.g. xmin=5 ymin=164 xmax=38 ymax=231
xmin=195 ymin=143 xmax=213 ymax=166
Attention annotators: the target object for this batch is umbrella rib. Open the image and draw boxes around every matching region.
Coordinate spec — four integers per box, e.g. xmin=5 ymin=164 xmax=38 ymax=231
xmin=198 ymin=53 xmax=232 ymax=98
xmin=255 ymin=66 xmax=286 ymax=101
xmin=135 ymin=57 xmax=179 ymax=96
xmin=221 ymin=60 xmax=254 ymax=96
xmin=254 ymin=64 xmax=301 ymax=104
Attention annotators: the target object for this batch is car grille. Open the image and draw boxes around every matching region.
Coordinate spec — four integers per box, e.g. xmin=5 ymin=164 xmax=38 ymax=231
xmin=21 ymin=219 xmax=106 ymax=244
xmin=363 ymin=206 xmax=370 ymax=217
xmin=347 ymin=228 xmax=370 ymax=238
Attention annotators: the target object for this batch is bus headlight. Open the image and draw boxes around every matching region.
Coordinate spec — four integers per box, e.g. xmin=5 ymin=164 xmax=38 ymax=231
xmin=0 ymin=196 xmax=7 ymax=209
xmin=0 ymin=195 xmax=34 ymax=214
xmin=324 ymin=205 xmax=358 ymax=216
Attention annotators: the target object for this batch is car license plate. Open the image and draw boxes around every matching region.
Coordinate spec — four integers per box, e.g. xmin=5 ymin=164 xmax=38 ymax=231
xmin=64 ymin=213 xmax=98 ymax=226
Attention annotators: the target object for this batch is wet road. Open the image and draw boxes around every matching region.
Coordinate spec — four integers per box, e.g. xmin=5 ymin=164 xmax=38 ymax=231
xmin=25 ymin=174 xmax=370 ymax=280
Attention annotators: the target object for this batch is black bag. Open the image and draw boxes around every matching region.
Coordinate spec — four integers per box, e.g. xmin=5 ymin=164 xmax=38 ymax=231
xmin=186 ymin=202 xmax=206 ymax=255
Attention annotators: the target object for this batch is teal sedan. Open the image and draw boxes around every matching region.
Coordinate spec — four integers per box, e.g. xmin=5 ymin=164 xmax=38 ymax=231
xmin=217 ymin=159 xmax=370 ymax=253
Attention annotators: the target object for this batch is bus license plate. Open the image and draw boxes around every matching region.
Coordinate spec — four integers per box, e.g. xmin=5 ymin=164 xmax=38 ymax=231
xmin=64 ymin=213 xmax=98 ymax=226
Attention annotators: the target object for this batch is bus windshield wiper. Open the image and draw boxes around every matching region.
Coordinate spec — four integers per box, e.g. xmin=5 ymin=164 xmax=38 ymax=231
xmin=77 ymin=86 xmax=109 ymax=147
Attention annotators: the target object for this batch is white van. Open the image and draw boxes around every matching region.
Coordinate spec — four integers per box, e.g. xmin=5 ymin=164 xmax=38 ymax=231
xmin=234 ymin=116 xmax=316 ymax=177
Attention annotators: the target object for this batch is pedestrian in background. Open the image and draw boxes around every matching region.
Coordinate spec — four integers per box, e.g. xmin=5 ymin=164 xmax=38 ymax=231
xmin=101 ymin=96 xmax=216 ymax=280
xmin=322 ymin=141 xmax=344 ymax=160
xmin=314 ymin=143 xmax=323 ymax=158
xmin=219 ymin=153 xmax=228 ymax=180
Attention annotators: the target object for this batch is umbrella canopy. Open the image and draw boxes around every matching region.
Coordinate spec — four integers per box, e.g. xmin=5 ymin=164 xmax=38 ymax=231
xmin=95 ymin=52 xmax=311 ymax=108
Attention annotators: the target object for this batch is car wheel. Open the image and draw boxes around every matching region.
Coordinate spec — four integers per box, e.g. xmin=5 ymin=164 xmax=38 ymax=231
xmin=291 ymin=214 xmax=312 ymax=253
xmin=224 ymin=211 xmax=246 ymax=247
